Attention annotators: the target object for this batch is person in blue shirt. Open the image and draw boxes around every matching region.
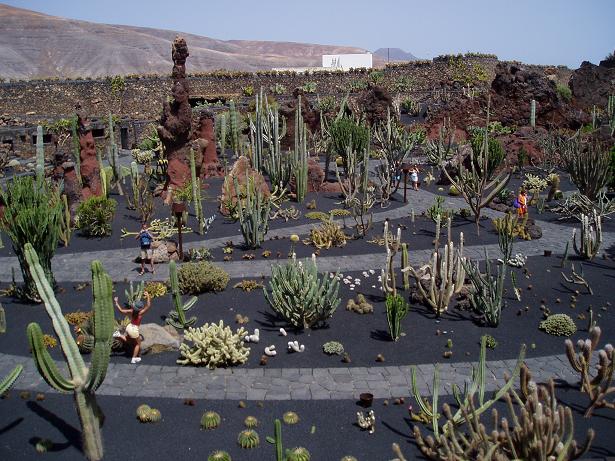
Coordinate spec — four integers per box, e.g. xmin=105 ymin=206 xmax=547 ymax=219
xmin=136 ymin=222 xmax=155 ymax=275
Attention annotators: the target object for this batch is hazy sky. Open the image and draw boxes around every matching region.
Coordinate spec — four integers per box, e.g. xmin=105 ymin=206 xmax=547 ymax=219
xmin=4 ymin=0 xmax=614 ymax=68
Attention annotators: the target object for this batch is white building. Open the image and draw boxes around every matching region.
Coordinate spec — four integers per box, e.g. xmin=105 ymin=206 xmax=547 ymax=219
xmin=322 ymin=53 xmax=373 ymax=71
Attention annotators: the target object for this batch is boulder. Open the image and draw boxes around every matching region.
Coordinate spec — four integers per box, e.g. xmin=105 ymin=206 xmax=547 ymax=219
xmin=569 ymin=60 xmax=615 ymax=110
xmin=76 ymin=103 xmax=103 ymax=199
xmin=356 ymin=85 xmax=394 ymax=126
xmin=192 ymin=109 xmax=224 ymax=178
xmin=139 ymin=323 xmax=181 ymax=355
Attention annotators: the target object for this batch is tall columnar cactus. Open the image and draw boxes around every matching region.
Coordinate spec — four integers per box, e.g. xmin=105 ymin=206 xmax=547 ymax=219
xmin=572 ymin=211 xmax=602 ymax=260
xmin=385 ymin=293 xmax=409 ymax=342
xmin=229 ymin=100 xmax=242 ymax=156
xmin=129 ymin=161 xmax=140 ymax=209
xmin=266 ymin=418 xmax=284 ymax=461
xmin=381 ymin=220 xmax=402 ymax=297
xmin=402 ymin=216 xmax=465 ymax=316
xmin=530 ymin=99 xmax=536 ymax=128
xmin=217 ymin=113 xmax=228 ymax=168
xmin=565 ymin=326 xmax=615 ymax=417
xmin=293 ymin=95 xmax=308 ymax=203
xmin=235 ymin=173 xmax=271 ymax=249
xmin=189 ymin=148 xmax=204 ymax=234
xmin=36 ymin=125 xmax=45 ymax=181
xmin=24 ymin=243 xmax=113 ymax=461
xmin=59 ymin=193 xmax=72 ymax=247
xmin=401 ymin=243 xmax=410 ymax=291
xmin=462 ymin=248 xmax=506 ymax=327
xmin=411 ymin=337 xmax=526 ymax=437
xmin=166 ymin=260 xmax=197 ymax=329
xmin=70 ymin=115 xmax=83 ymax=185
xmin=0 ymin=303 xmax=23 ymax=394
xmin=608 ymin=94 xmax=615 ymax=136
xmin=106 ymin=113 xmax=124 ymax=195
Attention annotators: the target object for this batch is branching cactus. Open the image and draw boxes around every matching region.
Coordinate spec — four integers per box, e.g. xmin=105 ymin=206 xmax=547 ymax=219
xmin=235 ymin=173 xmax=271 ymax=249
xmin=24 ymin=243 xmax=114 ymax=461
xmin=166 ymin=260 xmax=197 ymax=329
xmin=572 ymin=211 xmax=602 ymax=260
xmin=402 ymin=216 xmax=465 ymax=316
xmin=565 ymin=326 xmax=614 ymax=417
xmin=381 ymin=220 xmax=403 ymax=297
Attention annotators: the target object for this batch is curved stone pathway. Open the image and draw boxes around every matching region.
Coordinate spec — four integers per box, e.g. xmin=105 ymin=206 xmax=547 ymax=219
xmin=0 ymin=352 xmax=579 ymax=400
xmin=0 ymin=188 xmax=610 ymax=399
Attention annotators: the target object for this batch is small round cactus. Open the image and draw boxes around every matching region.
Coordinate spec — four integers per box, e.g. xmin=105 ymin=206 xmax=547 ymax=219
xmin=136 ymin=404 xmax=152 ymax=422
xmin=35 ymin=439 xmax=53 ymax=453
xmin=201 ymin=411 xmax=221 ymax=430
xmin=244 ymin=415 xmax=258 ymax=428
xmin=237 ymin=429 xmax=260 ymax=449
xmin=208 ymin=450 xmax=232 ymax=461
xmin=148 ymin=408 xmax=162 ymax=423
xmin=282 ymin=411 xmax=300 ymax=425
xmin=286 ymin=447 xmax=311 ymax=461
xmin=340 ymin=456 xmax=358 ymax=461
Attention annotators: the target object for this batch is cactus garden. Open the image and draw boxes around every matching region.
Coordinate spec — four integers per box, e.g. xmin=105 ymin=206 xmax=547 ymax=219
xmin=1 ymin=2 xmax=615 ymax=460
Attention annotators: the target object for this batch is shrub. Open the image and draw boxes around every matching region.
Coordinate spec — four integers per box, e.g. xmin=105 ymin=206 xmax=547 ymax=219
xmin=469 ymin=131 xmax=505 ymax=179
xmin=264 ymin=255 xmax=340 ymax=329
xmin=76 ymin=196 xmax=117 ymax=237
xmin=177 ymin=261 xmax=229 ymax=295
xmin=177 ymin=321 xmax=249 ymax=368
xmin=329 ymin=117 xmax=370 ymax=161
xmin=556 ymin=83 xmax=572 ymax=102
xmin=0 ymin=176 xmax=63 ymax=298
xmin=539 ymin=313 xmax=577 ymax=337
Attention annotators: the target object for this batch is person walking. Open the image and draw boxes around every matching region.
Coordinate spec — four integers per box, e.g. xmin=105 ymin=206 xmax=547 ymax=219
xmin=113 ymin=292 xmax=152 ymax=364
xmin=410 ymin=166 xmax=420 ymax=191
xmin=136 ymin=222 xmax=155 ymax=275
xmin=515 ymin=188 xmax=528 ymax=219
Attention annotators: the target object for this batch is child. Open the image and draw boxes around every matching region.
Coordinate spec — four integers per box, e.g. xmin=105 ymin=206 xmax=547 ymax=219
xmin=113 ymin=292 xmax=152 ymax=364
xmin=516 ymin=189 xmax=528 ymax=219
xmin=136 ymin=222 xmax=155 ymax=275
xmin=410 ymin=166 xmax=420 ymax=191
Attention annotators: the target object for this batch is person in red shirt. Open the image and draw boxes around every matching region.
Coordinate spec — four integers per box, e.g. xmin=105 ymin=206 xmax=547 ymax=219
xmin=113 ymin=291 xmax=152 ymax=364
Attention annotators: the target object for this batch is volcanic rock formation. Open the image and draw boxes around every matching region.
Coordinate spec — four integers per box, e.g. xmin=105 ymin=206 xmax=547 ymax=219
xmin=76 ymin=104 xmax=102 ymax=199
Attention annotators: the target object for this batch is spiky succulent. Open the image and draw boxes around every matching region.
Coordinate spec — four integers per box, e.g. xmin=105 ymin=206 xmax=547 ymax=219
xmin=237 ymin=429 xmax=260 ymax=449
xmin=282 ymin=411 xmax=300 ymax=425
xmin=244 ymin=415 xmax=258 ymax=428
xmin=201 ymin=411 xmax=221 ymax=430
xmin=539 ymin=313 xmax=577 ymax=337
xmin=340 ymin=457 xmax=358 ymax=461
xmin=482 ymin=334 xmax=498 ymax=349
xmin=208 ymin=450 xmax=232 ymax=461
xmin=136 ymin=404 xmax=152 ymax=422
xmin=148 ymin=408 xmax=162 ymax=423
xmin=322 ymin=341 xmax=344 ymax=355
xmin=286 ymin=447 xmax=311 ymax=461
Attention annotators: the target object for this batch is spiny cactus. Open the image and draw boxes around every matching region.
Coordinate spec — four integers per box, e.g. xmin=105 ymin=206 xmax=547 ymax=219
xmin=136 ymin=404 xmax=161 ymax=423
xmin=565 ymin=326 xmax=615 ymax=417
xmin=286 ymin=447 xmax=311 ymax=461
xmin=411 ymin=337 xmax=526 ymax=437
xmin=208 ymin=451 xmax=232 ymax=461
xmin=244 ymin=415 xmax=258 ymax=428
xmin=25 ymin=243 xmax=113 ymax=461
xmin=229 ymin=100 xmax=242 ymax=156
xmin=237 ymin=429 xmax=260 ymax=449
xmin=189 ymin=148 xmax=205 ymax=234
xmin=282 ymin=411 xmax=299 ymax=425
xmin=530 ymin=98 xmax=536 ymax=128
xmin=177 ymin=321 xmax=250 ymax=368
xmin=166 ymin=260 xmax=197 ymax=329
xmin=402 ymin=216 xmax=465 ymax=316
xmin=293 ymin=95 xmax=308 ymax=203
xmin=572 ymin=211 xmax=602 ymax=260
xmin=106 ymin=113 xmax=124 ymax=195
xmin=36 ymin=125 xmax=45 ymax=181
xmin=235 ymin=172 xmax=271 ymax=249
xmin=201 ymin=411 xmax=221 ymax=430
xmin=267 ymin=418 xmax=284 ymax=461
xmin=385 ymin=294 xmax=409 ymax=342
xmin=381 ymin=220 xmax=403 ymax=297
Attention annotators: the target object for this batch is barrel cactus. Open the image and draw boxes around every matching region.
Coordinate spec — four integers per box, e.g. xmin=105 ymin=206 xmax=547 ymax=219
xmin=283 ymin=411 xmax=300 ymax=425
xmin=244 ymin=415 xmax=258 ymax=428
xmin=238 ymin=429 xmax=260 ymax=449
xmin=286 ymin=447 xmax=310 ymax=461
xmin=201 ymin=411 xmax=221 ymax=430
xmin=208 ymin=451 xmax=232 ymax=461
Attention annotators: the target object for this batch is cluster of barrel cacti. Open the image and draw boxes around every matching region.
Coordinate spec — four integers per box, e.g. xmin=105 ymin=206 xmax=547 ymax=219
xmin=136 ymin=404 xmax=161 ymax=423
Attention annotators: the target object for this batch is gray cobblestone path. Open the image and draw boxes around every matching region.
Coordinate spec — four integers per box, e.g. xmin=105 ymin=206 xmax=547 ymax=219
xmin=0 ymin=352 xmax=578 ymax=400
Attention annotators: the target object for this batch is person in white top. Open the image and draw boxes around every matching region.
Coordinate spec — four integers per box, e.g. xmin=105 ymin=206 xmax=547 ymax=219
xmin=410 ymin=166 xmax=420 ymax=191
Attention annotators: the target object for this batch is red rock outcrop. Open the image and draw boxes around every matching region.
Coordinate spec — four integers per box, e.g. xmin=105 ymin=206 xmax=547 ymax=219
xmin=76 ymin=104 xmax=102 ymax=199
xmin=569 ymin=60 xmax=615 ymax=110
xmin=219 ymin=156 xmax=270 ymax=216
xmin=51 ymin=133 xmax=82 ymax=212
xmin=191 ymin=109 xmax=224 ymax=178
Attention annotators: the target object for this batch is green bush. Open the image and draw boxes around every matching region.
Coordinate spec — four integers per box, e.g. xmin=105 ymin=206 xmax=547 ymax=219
xmin=470 ymin=131 xmax=505 ymax=179
xmin=556 ymin=83 xmax=572 ymax=102
xmin=329 ymin=117 xmax=370 ymax=162
xmin=177 ymin=261 xmax=230 ymax=295
xmin=76 ymin=196 xmax=117 ymax=237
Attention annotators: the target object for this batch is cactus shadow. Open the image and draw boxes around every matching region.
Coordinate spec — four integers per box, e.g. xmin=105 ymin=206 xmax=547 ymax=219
xmin=0 ymin=417 xmax=23 ymax=435
xmin=370 ymin=329 xmax=392 ymax=342
xmin=26 ymin=401 xmax=82 ymax=453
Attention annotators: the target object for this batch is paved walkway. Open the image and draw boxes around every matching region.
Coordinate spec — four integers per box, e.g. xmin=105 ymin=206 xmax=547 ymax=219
xmin=0 ymin=188 xmax=610 ymax=399
xmin=0 ymin=352 xmax=579 ymax=400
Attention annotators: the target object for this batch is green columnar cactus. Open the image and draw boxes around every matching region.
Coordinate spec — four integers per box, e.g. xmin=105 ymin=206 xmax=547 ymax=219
xmin=229 ymin=100 xmax=241 ymax=156
xmin=0 ymin=303 xmax=23 ymax=393
xmin=572 ymin=211 xmax=602 ymax=260
xmin=235 ymin=172 xmax=271 ymax=249
xmin=381 ymin=220 xmax=402 ymax=297
xmin=59 ymin=194 xmax=72 ymax=247
xmin=266 ymin=418 xmax=284 ymax=461
xmin=24 ymin=243 xmax=113 ymax=461
xmin=129 ymin=161 xmax=140 ymax=209
xmin=401 ymin=243 xmax=410 ymax=291
xmin=608 ymin=94 xmax=615 ymax=136
xmin=106 ymin=113 xmax=124 ymax=195
xmin=0 ymin=304 xmax=5 ymax=334
xmin=166 ymin=260 xmax=197 ymax=329
xmin=189 ymin=148 xmax=204 ymax=234
xmin=293 ymin=95 xmax=308 ymax=203
xmin=0 ymin=176 xmax=62 ymax=300
xmin=36 ymin=125 xmax=45 ymax=181
xmin=385 ymin=293 xmax=409 ymax=341
xmin=217 ymin=113 xmax=227 ymax=153
xmin=70 ymin=114 xmax=83 ymax=185
xmin=462 ymin=248 xmax=506 ymax=327
xmin=530 ymin=99 xmax=536 ymax=128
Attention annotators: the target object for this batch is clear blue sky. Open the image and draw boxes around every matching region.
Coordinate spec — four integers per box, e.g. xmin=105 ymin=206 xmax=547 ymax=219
xmin=4 ymin=0 xmax=614 ymax=68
